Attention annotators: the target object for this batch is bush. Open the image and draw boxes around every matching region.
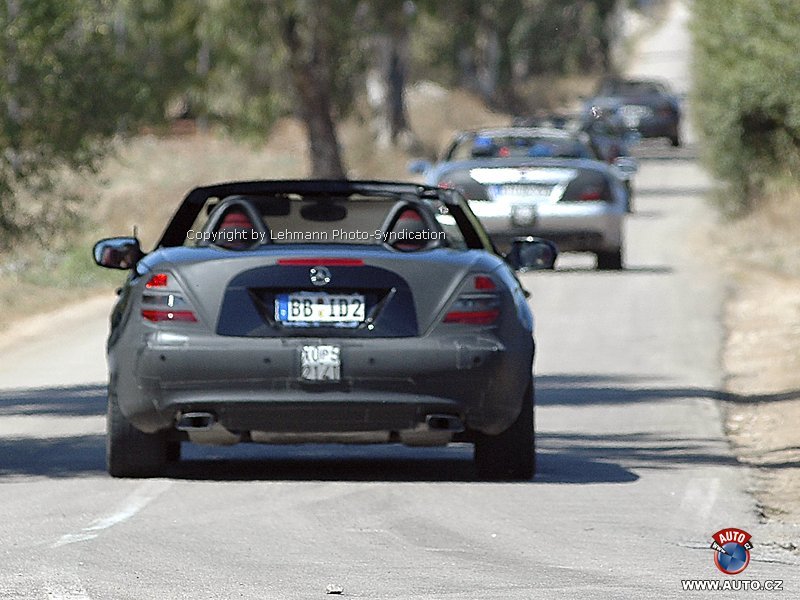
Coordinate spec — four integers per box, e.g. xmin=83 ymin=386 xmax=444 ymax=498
xmin=692 ymin=0 xmax=800 ymax=214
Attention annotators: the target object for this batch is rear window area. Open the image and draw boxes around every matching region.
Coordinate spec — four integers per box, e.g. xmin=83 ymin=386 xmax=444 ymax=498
xmin=598 ymin=79 xmax=666 ymax=96
xmin=449 ymin=133 xmax=594 ymax=161
xmin=183 ymin=195 xmax=465 ymax=250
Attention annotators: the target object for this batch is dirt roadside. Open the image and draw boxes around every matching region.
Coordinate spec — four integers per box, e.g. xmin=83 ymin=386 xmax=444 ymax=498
xmin=722 ymin=268 xmax=800 ymax=527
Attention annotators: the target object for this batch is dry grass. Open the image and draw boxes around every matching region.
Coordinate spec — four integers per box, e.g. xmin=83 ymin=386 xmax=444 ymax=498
xmin=717 ymin=175 xmax=800 ymax=525
xmin=714 ymin=177 xmax=800 ymax=277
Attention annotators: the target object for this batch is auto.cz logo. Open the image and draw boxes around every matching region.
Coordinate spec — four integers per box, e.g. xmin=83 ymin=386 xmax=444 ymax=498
xmin=710 ymin=528 xmax=752 ymax=575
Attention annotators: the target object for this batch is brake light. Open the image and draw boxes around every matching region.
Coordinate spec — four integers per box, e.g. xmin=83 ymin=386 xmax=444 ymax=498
xmin=277 ymin=258 xmax=364 ymax=266
xmin=146 ymin=273 xmax=169 ymax=288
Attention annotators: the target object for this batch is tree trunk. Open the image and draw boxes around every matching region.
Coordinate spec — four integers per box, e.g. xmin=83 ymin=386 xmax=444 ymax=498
xmin=365 ymin=2 xmax=418 ymax=152
xmin=280 ymin=10 xmax=346 ymax=179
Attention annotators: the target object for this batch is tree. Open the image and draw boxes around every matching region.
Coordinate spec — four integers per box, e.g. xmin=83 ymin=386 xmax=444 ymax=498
xmin=277 ymin=1 xmax=347 ymax=178
xmin=198 ymin=0 xmax=357 ymax=178
xmin=0 ymin=0 xmax=181 ymax=245
xmin=692 ymin=0 xmax=800 ymax=212
xmin=359 ymin=0 xmax=419 ymax=150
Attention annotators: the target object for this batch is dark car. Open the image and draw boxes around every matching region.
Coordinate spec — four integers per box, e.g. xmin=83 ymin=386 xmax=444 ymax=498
xmin=585 ymin=77 xmax=682 ymax=147
xmin=511 ymin=115 xmax=633 ymax=165
xmin=93 ymin=180 xmax=557 ymax=480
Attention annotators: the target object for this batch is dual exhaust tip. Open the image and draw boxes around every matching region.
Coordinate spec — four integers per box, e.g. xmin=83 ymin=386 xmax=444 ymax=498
xmin=176 ymin=411 xmax=464 ymax=433
xmin=175 ymin=412 xmax=216 ymax=431
xmin=425 ymin=414 xmax=464 ymax=432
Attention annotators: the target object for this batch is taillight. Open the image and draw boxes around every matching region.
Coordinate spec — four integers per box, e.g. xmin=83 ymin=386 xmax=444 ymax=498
xmin=578 ymin=187 xmax=605 ymax=201
xmin=474 ymin=275 xmax=496 ymax=291
xmin=141 ymin=310 xmax=197 ymax=323
xmin=443 ymin=275 xmax=500 ymax=326
xmin=140 ymin=272 xmax=199 ymax=324
xmin=146 ymin=273 xmax=169 ymax=288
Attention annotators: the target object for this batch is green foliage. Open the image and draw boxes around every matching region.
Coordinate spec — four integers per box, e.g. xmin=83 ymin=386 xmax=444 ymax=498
xmin=0 ymin=0 xmax=624 ymax=243
xmin=0 ymin=0 xmax=175 ymax=248
xmin=692 ymin=0 xmax=800 ymax=213
xmin=412 ymin=0 xmax=617 ymax=109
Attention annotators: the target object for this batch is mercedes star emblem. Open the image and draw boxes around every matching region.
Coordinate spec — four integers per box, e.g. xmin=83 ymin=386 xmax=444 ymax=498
xmin=309 ymin=266 xmax=332 ymax=287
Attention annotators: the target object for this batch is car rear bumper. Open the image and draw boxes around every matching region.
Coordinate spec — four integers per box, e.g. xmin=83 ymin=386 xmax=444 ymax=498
xmin=479 ymin=208 xmax=623 ymax=252
xmin=636 ymin=115 xmax=679 ymax=139
xmin=114 ymin=332 xmax=532 ymax=437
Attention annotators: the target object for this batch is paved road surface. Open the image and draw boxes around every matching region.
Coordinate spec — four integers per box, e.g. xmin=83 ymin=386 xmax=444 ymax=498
xmin=1 ymin=2 xmax=798 ymax=598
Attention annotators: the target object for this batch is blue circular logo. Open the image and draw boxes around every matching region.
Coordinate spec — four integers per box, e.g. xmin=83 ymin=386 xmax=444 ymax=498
xmin=714 ymin=542 xmax=750 ymax=575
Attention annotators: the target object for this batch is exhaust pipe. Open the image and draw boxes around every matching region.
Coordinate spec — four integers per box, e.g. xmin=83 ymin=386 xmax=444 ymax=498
xmin=175 ymin=411 xmax=216 ymax=431
xmin=425 ymin=414 xmax=464 ymax=432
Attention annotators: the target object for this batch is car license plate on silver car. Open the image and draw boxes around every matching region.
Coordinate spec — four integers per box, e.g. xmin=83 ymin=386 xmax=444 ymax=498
xmin=511 ymin=204 xmax=537 ymax=226
xmin=276 ymin=292 xmax=365 ymax=325
xmin=300 ymin=345 xmax=341 ymax=381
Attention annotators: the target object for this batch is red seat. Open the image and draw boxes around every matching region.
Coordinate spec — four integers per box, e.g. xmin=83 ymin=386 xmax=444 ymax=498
xmin=215 ymin=209 xmax=257 ymax=249
xmin=391 ymin=209 xmax=428 ymax=251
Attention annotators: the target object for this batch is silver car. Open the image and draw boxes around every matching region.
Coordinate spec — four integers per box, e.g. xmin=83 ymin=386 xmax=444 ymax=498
xmin=419 ymin=157 xmax=629 ymax=270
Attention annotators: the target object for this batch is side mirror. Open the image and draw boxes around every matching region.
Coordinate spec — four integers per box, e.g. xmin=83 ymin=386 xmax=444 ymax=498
xmin=93 ymin=237 xmax=144 ymax=270
xmin=407 ymin=159 xmax=432 ymax=175
xmin=506 ymin=237 xmax=558 ymax=272
xmin=613 ymin=156 xmax=639 ymax=177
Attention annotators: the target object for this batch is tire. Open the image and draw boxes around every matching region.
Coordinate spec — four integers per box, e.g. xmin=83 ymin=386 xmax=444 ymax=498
xmin=624 ymin=181 xmax=634 ymax=213
xmin=107 ymin=392 xmax=170 ymax=478
xmin=166 ymin=441 xmax=182 ymax=463
xmin=596 ymin=249 xmax=623 ymax=270
xmin=474 ymin=378 xmax=535 ymax=481
xmin=669 ymin=133 xmax=681 ymax=147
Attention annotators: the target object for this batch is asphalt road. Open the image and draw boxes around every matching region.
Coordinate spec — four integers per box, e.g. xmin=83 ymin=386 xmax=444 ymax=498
xmin=2 ymin=3 xmax=798 ymax=598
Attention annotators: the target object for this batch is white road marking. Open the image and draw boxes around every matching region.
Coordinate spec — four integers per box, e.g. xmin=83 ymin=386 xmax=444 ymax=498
xmin=680 ymin=477 xmax=720 ymax=523
xmin=52 ymin=480 xmax=171 ymax=548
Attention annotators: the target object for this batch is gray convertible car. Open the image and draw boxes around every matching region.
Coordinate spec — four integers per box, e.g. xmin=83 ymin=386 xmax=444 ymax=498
xmin=94 ymin=180 xmax=556 ymax=479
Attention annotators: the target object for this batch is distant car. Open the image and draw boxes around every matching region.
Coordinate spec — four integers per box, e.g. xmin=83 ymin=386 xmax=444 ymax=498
xmin=93 ymin=180 xmax=557 ymax=480
xmin=413 ymin=155 xmax=628 ymax=270
xmin=510 ymin=115 xmax=632 ymax=165
xmin=584 ymin=77 xmax=682 ymax=146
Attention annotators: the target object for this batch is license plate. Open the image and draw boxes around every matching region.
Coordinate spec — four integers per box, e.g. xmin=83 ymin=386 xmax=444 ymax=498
xmin=511 ymin=204 xmax=537 ymax=226
xmin=276 ymin=292 xmax=365 ymax=325
xmin=492 ymin=183 xmax=553 ymax=200
xmin=300 ymin=345 xmax=341 ymax=381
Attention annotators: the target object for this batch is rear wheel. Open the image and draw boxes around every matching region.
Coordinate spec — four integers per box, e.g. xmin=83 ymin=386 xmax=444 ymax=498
xmin=596 ymin=249 xmax=623 ymax=270
xmin=107 ymin=392 xmax=170 ymax=478
xmin=474 ymin=379 xmax=535 ymax=481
